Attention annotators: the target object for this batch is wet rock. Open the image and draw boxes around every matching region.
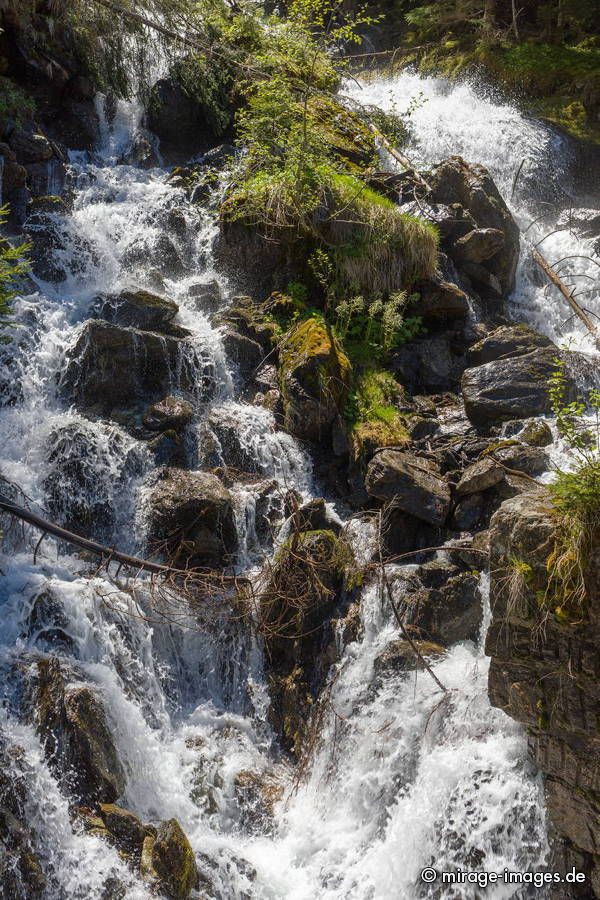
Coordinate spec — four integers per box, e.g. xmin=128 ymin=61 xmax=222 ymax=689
xmin=452 ymin=227 xmax=505 ymax=263
xmin=122 ymin=233 xmax=185 ymax=279
xmin=466 ymin=324 xmax=554 ymax=367
xmin=223 ymin=330 xmax=263 ymax=380
xmin=187 ymin=279 xmax=222 ymax=313
xmin=148 ymin=430 xmax=188 ymax=467
xmin=461 ymin=348 xmax=574 ymax=426
xmin=148 ymin=70 xmax=224 ymax=158
xmin=0 ymin=735 xmax=46 ymax=898
xmin=261 ymin=529 xmax=357 ymax=753
xmin=279 ymin=317 xmax=352 ymax=443
xmin=373 ymin=639 xmax=446 ymax=680
xmin=92 ymin=289 xmax=179 ymax=334
xmin=143 ymin=396 xmax=194 ymax=432
xmin=151 ymin=818 xmax=198 ymax=899
xmin=42 ymin=422 xmax=140 ymax=537
xmin=32 ymin=657 xmax=125 ymax=804
xmin=25 ymin=586 xmax=75 ymax=653
xmin=365 ymin=450 xmax=451 ymax=526
xmin=61 ymin=320 xmax=202 ymax=414
xmin=8 ymin=128 xmax=53 ymax=164
xmin=234 ymin=770 xmax=283 ymax=830
xmin=411 ymin=278 xmax=469 ymax=326
xmin=428 ymin=156 xmax=520 ymax=295
xmin=455 ymin=457 xmax=504 ymax=496
xmin=401 ymin=564 xmax=483 ymax=645
xmin=451 ymin=493 xmax=485 ymax=530
xmin=98 ymin=804 xmax=147 ymax=853
xmin=391 ymin=334 xmax=466 ymax=393
xmin=491 ymin=442 xmax=549 ymax=476
xmin=290 ymin=498 xmax=342 ymax=536
xmin=148 ymin=468 xmax=237 ymax=568
xmin=519 ymin=418 xmax=553 ymax=447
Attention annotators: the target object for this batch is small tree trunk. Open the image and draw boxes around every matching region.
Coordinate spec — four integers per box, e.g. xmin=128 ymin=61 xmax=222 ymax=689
xmin=483 ymin=0 xmax=496 ymax=35
xmin=511 ymin=0 xmax=520 ymax=40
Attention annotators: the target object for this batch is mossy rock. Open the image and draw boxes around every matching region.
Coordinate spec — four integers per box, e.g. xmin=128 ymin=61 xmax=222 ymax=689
xmin=306 ymin=95 xmax=377 ymax=169
xmin=279 ymin=317 xmax=352 ymax=442
xmin=151 ymin=818 xmax=198 ymax=899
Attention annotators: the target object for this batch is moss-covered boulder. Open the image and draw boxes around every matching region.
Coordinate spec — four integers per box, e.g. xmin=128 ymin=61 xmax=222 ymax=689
xmin=98 ymin=803 xmax=147 ymax=853
xmin=151 ymin=818 xmax=198 ymax=899
xmin=278 ymin=317 xmax=352 ymax=443
xmin=260 ymin=528 xmax=358 ymax=753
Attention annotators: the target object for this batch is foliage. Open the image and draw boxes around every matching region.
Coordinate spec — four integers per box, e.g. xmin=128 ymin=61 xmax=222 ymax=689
xmin=345 ymin=368 xmax=409 ymax=457
xmin=0 ymin=77 xmax=35 ymax=127
xmin=0 ymin=206 xmax=30 ymax=328
xmin=334 ymin=292 xmax=422 ymax=360
xmin=545 ymin=358 xmax=600 ymax=617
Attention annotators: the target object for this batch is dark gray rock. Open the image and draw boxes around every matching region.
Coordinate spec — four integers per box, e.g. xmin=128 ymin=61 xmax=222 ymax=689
xmin=455 ymin=457 xmax=504 ymax=496
xmin=467 ymin=324 xmax=554 ymax=367
xmin=365 ymin=450 xmax=451 ymax=526
xmin=143 ymin=396 xmax=194 ymax=432
xmin=92 ymin=290 xmax=179 ymax=333
xmin=452 ymin=227 xmax=505 ymax=263
xmin=148 ymin=468 xmax=238 ymax=568
xmin=461 ymin=348 xmax=573 ymax=426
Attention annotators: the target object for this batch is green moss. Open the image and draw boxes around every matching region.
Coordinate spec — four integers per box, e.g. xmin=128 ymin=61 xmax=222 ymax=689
xmin=0 ymin=76 xmax=35 ymax=126
xmin=346 ymin=369 xmax=410 ymax=462
xmin=279 ymin=316 xmax=352 ymax=406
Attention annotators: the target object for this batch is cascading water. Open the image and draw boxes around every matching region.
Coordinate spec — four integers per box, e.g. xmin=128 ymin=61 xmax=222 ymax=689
xmin=1 ymin=67 xmax=596 ymax=898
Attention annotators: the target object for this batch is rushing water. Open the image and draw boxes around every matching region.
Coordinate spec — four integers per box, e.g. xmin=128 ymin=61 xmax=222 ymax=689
xmin=3 ymin=69 xmax=598 ymax=897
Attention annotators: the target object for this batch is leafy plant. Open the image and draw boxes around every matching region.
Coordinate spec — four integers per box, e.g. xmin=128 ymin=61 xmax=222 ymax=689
xmin=334 ymin=292 xmax=422 ymax=360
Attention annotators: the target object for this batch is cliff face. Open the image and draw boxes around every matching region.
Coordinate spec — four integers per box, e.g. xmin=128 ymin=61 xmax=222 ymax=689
xmin=486 ymin=492 xmax=600 ymax=896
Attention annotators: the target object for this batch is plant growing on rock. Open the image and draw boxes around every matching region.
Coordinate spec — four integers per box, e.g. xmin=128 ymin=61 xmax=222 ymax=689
xmin=0 ymin=206 xmax=30 ymax=331
xmin=546 ymin=358 xmax=600 ymax=616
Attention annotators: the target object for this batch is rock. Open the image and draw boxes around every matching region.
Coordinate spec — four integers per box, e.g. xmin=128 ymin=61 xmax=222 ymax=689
xmin=148 ymin=430 xmax=188 ymax=467
xmin=411 ymin=278 xmax=469 ymax=325
xmin=148 ymin=70 xmax=223 ymax=158
xmin=223 ymin=330 xmax=263 ymax=380
xmin=373 ymin=639 xmax=446 ymax=680
xmin=466 ymin=324 xmax=554 ymax=367
xmin=517 ymin=418 xmax=554 ymax=447
xmin=92 ymin=289 xmax=179 ymax=333
xmin=452 ymin=227 xmax=505 ymax=263
xmin=143 ymin=396 xmax=194 ymax=432
xmin=391 ymin=335 xmax=466 ymax=393
xmin=122 ymin=233 xmax=185 ymax=279
xmin=61 ymin=320 xmax=202 ymax=414
xmin=451 ymin=493 xmax=485 ymax=530
xmin=98 ymin=804 xmax=147 ymax=853
xmin=455 ymin=457 xmax=504 ymax=496
xmin=25 ymin=586 xmax=75 ymax=652
xmin=485 ymin=490 xmax=600 ymax=884
xmin=461 ymin=348 xmax=574 ymax=426
xmin=428 ymin=156 xmax=520 ymax=295
xmin=261 ymin=529 xmax=356 ymax=753
xmin=279 ymin=318 xmax=352 ymax=443
xmin=400 ymin=564 xmax=483 ymax=645
xmin=365 ymin=450 xmax=451 ymax=526
xmin=33 ymin=658 xmax=125 ymax=803
xmin=0 ymin=734 xmax=46 ymax=898
xmin=491 ymin=442 xmax=549 ymax=476
xmin=187 ymin=280 xmax=222 ymax=313
xmin=290 ymin=498 xmax=341 ymax=536
xmin=151 ymin=818 xmax=198 ymax=899
xmin=42 ymin=422 xmax=141 ymax=537
xmin=8 ymin=128 xmax=53 ymax=164
xmin=234 ymin=770 xmax=283 ymax=830
xmin=148 ymin=468 xmax=237 ymax=568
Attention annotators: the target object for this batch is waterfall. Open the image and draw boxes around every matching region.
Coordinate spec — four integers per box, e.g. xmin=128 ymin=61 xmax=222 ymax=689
xmin=3 ymin=66 xmax=597 ymax=898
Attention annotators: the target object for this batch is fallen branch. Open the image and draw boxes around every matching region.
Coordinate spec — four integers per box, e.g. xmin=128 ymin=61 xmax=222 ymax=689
xmin=377 ymin=511 xmax=448 ymax=694
xmin=0 ymin=492 xmax=244 ymax=586
xmin=367 ymin=123 xmax=431 ymax=192
xmin=532 ymin=248 xmax=600 ymax=350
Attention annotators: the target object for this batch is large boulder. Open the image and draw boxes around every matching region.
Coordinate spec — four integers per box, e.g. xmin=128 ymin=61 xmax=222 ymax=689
xmin=91 ymin=289 xmax=180 ymax=334
xmin=466 ymin=324 xmax=554 ymax=367
xmin=427 ymin=156 xmax=520 ymax=296
xmin=391 ymin=334 xmax=466 ymax=393
xmin=148 ymin=468 xmax=238 ymax=568
xmin=60 ymin=320 xmax=204 ymax=414
xmin=365 ymin=450 xmax=451 ymax=526
xmin=461 ymin=348 xmax=574 ymax=426
xmin=279 ymin=317 xmax=352 ymax=443
xmin=400 ymin=562 xmax=483 ymax=645
xmin=32 ymin=658 xmax=125 ymax=804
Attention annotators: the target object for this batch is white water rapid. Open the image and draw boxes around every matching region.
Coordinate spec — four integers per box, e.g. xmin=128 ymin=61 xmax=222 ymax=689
xmin=2 ymin=69 xmax=597 ymax=898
